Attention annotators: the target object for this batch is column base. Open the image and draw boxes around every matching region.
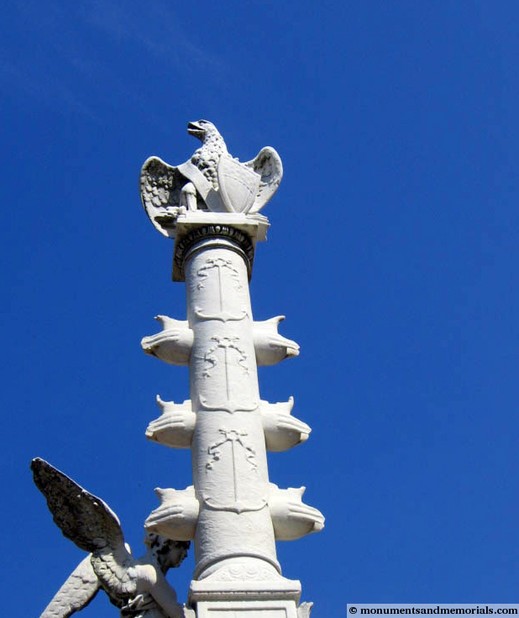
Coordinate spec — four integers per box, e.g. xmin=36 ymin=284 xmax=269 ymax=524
xmin=188 ymin=558 xmax=301 ymax=615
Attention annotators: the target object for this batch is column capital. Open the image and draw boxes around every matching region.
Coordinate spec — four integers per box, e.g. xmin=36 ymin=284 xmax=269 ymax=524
xmin=172 ymin=212 xmax=270 ymax=281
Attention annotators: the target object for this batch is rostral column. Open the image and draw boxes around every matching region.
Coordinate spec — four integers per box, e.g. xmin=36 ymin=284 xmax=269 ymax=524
xmin=140 ymin=120 xmax=324 ymax=617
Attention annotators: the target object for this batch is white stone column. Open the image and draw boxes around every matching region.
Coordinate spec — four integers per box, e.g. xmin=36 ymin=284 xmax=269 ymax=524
xmin=139 ymin=120 xmax=324 ymax=617
xmin=186 ymin=237 xmax=277 ymax=578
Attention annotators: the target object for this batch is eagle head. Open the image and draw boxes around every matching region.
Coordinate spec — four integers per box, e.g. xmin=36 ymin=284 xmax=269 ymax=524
xmin=187 ymin=119 xmax=220 ymax=142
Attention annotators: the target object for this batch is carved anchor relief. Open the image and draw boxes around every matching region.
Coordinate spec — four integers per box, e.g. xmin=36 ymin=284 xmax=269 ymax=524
xmin=203 ymin=428 xmax=266 ymax=514
xmin=195 ymin=257 xmax=247 ymax=322
xmin=200 ymin=336 xmax=257 ymax=414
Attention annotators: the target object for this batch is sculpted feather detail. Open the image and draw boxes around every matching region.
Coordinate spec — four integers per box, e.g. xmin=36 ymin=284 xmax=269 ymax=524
xmin=243 ymin=146 xmax=283 ymax=214
xmin=41 ymin=556 xmax=100 ymax=618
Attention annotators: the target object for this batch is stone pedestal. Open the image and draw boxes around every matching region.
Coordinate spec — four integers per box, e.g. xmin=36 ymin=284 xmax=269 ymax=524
xmin=195 ymin=600 xmax=299 ymax=618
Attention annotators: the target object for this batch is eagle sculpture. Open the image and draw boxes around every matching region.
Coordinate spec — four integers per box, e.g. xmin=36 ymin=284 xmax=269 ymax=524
xmin=140 ymin=120 xmax=283 ymax=237
xmin=31 ymin=458 xmax=189 ymax=618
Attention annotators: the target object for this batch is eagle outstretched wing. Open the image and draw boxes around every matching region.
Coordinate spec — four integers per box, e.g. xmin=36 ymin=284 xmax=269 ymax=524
xmin=41 ymin=555 xmax=100 ymax=618
xmin=31 ymin=458 xmax=137 ymax=603
xmin=140 ymin=157 xmax=188 ymax=237
xmin=244 ymin=146 xmax=283 ymax=213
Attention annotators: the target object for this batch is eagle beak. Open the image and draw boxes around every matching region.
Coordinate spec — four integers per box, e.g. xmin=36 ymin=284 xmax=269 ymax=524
xmin=187 ymin=121 xmax=204 ymax=137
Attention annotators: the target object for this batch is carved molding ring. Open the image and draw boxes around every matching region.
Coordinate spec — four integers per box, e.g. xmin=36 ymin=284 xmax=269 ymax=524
xmin=174 ymin=225 xmax=255 ymax=280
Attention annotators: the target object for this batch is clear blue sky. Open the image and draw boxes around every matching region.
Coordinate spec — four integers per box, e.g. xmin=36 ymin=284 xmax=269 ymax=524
xmin=2 ymin=2 xmax=518 ymax=616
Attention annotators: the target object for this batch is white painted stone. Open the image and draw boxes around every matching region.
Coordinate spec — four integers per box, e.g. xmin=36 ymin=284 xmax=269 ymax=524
xmin=140 ymin=122 xmax=323 ymax=616
xmin=141 ymin=315 xmax=193 ymax=365
xmin=253 ymin=317 xmax=300 ymax=366
xmin=268 ymin=485 xmax=325 ymax=541
xmin=260 ymin=399 xmax=311 ymax=452
xmin=196 ymin=599 xmax=298 ymax=618
xmin=185 ymin=242 xmax=276 ymax=576
xmin=146 ymin=485 xmax=200 ymax=541
xmin=146 ymin=396 xmax=196 ymax=449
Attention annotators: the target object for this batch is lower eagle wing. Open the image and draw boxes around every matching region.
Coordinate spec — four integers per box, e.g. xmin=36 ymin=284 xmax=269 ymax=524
xmin=244 ymin=147 xmax=283 ymax=213
xmin=140 ymin=157 xmax=186 ymax=237
xmin=32 ymin=458 xmax=137 ymax=603
xmin=31 ymin=458 xmax=125 ymax=554
xmin=41 ymin=555 xmax=100 ymax=618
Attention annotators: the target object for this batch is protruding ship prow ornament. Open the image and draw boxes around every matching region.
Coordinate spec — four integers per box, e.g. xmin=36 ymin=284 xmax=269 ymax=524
xmin=140 ymin=120 xmax=283 ymax=237
xmin=146 ymin=395 xmax=196 ymax=449
xmin=145 ymin=485 xmax=200 ymax=542
xmin=253 ymin=316 xmax=300 ymax=365
xmin=260 ymin=397 xmax=311 ymax=451
xmin=141 ymin=315 xmax=193 ymax=365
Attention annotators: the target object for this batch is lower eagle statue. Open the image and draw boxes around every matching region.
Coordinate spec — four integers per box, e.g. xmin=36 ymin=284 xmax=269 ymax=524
xmin=31 ymin=458 xmax=189 ymax=618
